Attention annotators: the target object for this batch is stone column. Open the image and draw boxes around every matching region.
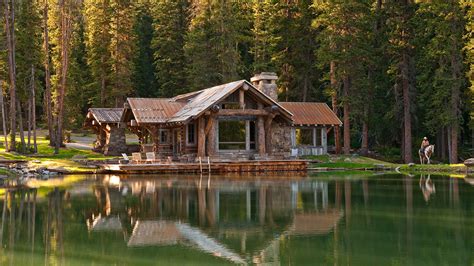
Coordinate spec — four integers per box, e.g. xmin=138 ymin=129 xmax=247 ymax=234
xmin=257 ymin=116 xmax=266 ymax=156
xmin=321 ymin=127 xmax=328 ymax=154
xmin=264 ymin=116 xmax=273 ymax=155
xmin=103 ymin=125 xmax=127 ymax=156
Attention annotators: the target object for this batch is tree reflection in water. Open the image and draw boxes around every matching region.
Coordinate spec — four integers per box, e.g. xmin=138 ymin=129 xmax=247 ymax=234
xmin=0 ymin=174 xmax=471 ymax=265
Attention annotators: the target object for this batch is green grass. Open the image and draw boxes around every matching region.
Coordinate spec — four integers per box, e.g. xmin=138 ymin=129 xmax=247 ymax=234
xmin=307 ymin=154 xmax=469 ymax=175
xmin=0 ymin=134 xmax=115 ymax=173
xmin=307 ymin=154 xmax=394 ymax=169
xmin=396 ymin=163 xmax=467 ymax=175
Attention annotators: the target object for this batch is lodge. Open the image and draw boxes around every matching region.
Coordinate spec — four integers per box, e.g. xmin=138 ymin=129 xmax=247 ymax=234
xmin=85 ymin=72 xmax=342 ymax=161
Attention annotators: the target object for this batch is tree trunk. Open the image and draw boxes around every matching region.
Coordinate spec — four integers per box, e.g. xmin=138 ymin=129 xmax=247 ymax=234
xmin=330 ymin=61 xmax=341 ymax=154
xmin=361 ymin=120 xmax=368 ymax=156
xmin=54 ymin=0 xmax=72 ymax=154
xmin=100 ymin=70 xmax=106 ymax=106
xmin=449 ymin=52 xmax=461 ymax=164
xmin=31 ymin=66 xmax=37 ymax=153
xmin=402 ymin=54 xmax=412 ymax=163
xmin=343 ymin=76 xmax=350 ymax=155
xmin=4 ymin=0 xmax=17 ymax=151
xmin=27 ymin=82 xmax=31 ymax=149
xmin=0 ymin=82 xmax=8 ymax=151
xmin=441 ymin=127 xmax=447 ymax=161
xmin=43 ymin=0 xmax=54 ymax=146
xmin=17 ymin=99 xmax=25 ymax=153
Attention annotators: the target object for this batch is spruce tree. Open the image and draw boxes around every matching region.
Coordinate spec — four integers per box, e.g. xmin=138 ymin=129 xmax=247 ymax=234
xmin=133 ymin=0 xmax=157 ymax=97
xmin=151 ymin=0 xmax=189 ymax=96
xmin=84 ymin=0 xmax=113 ymax=107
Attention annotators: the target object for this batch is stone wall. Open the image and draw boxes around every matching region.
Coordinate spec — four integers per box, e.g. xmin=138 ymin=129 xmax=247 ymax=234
xmin=270 ymin=122 xmax=292 ymax=159
xmin=103 ymin=125 xmax=127 ymax=156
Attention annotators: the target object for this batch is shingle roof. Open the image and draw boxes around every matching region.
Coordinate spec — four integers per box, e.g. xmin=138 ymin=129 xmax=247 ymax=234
xmin=168 ymin=80 xmax=245 ymax=123
xmin=168 ymin=80 xmax=292 ymax=123
xmin=127 ymin=98 xmax=185 ymax=124
xmin=88 ymin=108 xmax=123 ymax=124
xmin=279 ymin=102 xmax=342 ymax=126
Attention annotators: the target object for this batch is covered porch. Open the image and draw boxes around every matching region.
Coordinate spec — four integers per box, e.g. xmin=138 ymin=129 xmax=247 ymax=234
xmin=280 ymin=102 xmax=342 ymax=157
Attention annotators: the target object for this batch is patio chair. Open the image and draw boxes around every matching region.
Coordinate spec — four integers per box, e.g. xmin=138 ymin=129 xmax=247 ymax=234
xmin=120 ymin=153 xmax=130 ymax=164
xmin=131 ymin=153 xmax=143 ymax=164
xmin=145 ymin=152 xmax=160 ymax=164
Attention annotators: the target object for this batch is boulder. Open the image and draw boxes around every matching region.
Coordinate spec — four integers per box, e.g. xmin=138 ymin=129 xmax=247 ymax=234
xmin=464 ymin=158 xmax=474 ymax=167
xmin=408 ymin=163 xmax=415 ymax=167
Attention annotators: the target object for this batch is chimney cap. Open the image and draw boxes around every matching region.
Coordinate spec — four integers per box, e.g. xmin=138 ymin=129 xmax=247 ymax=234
xmin=250 ymin=72 xmax=278 ymax=82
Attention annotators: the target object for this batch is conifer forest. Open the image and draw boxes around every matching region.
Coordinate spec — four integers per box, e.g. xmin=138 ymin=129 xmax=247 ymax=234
xmin=0 ymin=0 xmax=473 ymax=163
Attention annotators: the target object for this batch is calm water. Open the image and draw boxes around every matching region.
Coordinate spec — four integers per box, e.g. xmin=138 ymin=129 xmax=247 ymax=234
xmin=0 ymin=173 xmax=472 ymax=265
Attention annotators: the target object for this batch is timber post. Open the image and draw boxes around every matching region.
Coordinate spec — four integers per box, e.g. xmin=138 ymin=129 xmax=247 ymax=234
xmin=197 ymin=117 xmax=206 ymax=158
xmin=205 ymin=115 xmax=216 ymax=156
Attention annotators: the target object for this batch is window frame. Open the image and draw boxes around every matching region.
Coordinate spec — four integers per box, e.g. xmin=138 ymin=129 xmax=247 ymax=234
xmin=186 ymin=123 xmax=196 ymax=146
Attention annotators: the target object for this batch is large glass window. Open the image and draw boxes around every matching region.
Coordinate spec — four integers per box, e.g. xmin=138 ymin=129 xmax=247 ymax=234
xmin=296 ymin=128 xmax=313 ymax=146
xmin=219 ymin=121 xmax=246 ymax=150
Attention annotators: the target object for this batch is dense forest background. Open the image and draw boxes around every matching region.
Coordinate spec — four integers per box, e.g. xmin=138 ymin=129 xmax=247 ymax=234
xmin=0 ymin=0 xmax=472 ymax=163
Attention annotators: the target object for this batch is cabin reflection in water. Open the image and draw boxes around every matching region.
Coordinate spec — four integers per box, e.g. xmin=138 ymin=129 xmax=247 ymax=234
xmin=87 ymin=176 xmax=342 ymax=263
xmin=0 ymin=175 xmax=470 ymax=265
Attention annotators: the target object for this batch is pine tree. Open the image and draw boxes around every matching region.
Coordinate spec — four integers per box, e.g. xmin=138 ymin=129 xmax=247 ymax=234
xmin=251 ymin=0 xmax=278 ymax=73
xmin=314 ymin=0 xmax=374 ymax=155
xmin=462 ymin=0 xmax=473 ymax=149
xmin=66 ymin=11 xmax=94 ymax=129
xmin=385 ymin=0 xmax=417 ymax=163
xmin=416 ymin=1 xmax=466 ymax=163
xmin=84 ymin=0 xmax=113 ymax=107
xmin=3 ymin=0 xmax=17 ymax=151
xmin=109 ymin=0 xmax=135 ymax=106
xmin=185 ymin=0 xmax=250 ymax=90
xmin=133 ymin=0 xmax=157 ymax=97
xmin=15 ymin=0 xmax=43 ymax=152
xmin=151 ymin=0 xmax=189 ymax=97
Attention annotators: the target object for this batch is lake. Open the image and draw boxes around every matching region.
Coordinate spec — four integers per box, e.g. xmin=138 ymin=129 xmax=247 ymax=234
xmin=0 ymin=173 xmax=472 ymax=265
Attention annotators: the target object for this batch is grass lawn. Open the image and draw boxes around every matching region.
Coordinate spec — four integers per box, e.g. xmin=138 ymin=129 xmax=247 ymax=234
xmin=307 ymin=154 xmax=469 ymax=175
xmin=306 ymin=154 xmax=394 ymax=169
xmin=0 ymin=133 xmax=115 ymax=173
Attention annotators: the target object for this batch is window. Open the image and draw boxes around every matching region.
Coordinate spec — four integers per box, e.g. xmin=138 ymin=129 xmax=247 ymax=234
xmin=160 ymin=129 xmax=169 ymax=143
xmin=187 ymin=123 xmax=196 ymax=145
xmin=296 ymin=128 xmax=313 ymax=146
xmin=219 ymin=121 xmax=246 ymax=150
xmin=249 ymin=121 xmax=256 ymax=150
xmin=315 ymin=128 xmax=322 ymax=146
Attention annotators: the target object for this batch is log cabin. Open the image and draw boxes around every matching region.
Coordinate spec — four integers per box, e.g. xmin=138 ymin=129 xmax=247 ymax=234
xmin=90 ymin=72 xmax=342 ymax=161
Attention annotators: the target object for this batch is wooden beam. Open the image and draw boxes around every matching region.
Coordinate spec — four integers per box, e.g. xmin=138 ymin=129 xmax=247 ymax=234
xmin=218 ymin=109 xmax=269 ymax=116
xmin=205 ymin=115 xmax=214 ymax=135
xmin=197 ymin=117 xmax=206 ymax=158
xmin=239 ymin=89 xmax=245 ymax=109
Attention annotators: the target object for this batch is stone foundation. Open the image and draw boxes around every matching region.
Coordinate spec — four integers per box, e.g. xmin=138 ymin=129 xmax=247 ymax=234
xmin=103 ymin=126 xmax=127 ymax=156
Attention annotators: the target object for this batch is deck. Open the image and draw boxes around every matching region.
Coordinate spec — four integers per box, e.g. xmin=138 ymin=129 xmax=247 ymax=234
xmin=100 ymin=160 xmax=308 ymax=174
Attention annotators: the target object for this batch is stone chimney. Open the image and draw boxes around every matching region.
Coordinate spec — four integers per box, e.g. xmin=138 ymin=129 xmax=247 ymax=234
xmin=250 ymin=72 xmax=278 ymax=102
